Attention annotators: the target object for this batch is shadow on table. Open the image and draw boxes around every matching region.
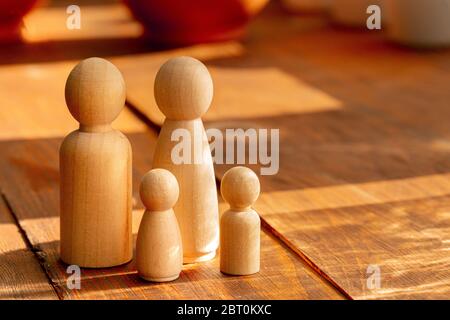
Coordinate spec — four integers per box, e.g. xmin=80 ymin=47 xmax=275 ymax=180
xmin=0 ymin=37 xmax=158 ymax=66
xmin=0 ymin=131 xmax=155 ymax=219
xmin=198 ymin=2 xmax=450 ymax=192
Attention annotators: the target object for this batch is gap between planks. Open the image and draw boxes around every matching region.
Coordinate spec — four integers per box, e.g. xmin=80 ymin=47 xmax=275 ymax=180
xmin=0 ymin=191 xmax=63 ymax=300
xmin=124 ymin=99 xmax=352 ymax=300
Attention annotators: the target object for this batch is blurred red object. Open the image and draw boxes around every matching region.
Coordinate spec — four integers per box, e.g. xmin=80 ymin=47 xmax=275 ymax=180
xmin=123 ymin=0 xmax=269 ymax=46
xmin=0 ymin=0 xmax=39 ymax=43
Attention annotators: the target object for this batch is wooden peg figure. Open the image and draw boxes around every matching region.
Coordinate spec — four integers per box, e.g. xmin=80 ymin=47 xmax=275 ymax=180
xmin=152 ymin=56 xmax=219 ymax=263
xmin=136 ymin=169 xmax=183 ymax=282
xmin=220 ymin=166 xmax=261 ymax=276
xmin=60 ymin=57 xmax=132 ymax=268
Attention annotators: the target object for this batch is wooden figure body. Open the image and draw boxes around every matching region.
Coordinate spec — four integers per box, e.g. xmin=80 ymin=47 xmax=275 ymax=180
xmin=220 ymin=166 xmax=261 ymax=275
xmin=60 ymin=57 xmax=132 ymax=268
xmin=152 ymin=56 xmax=219 ymax=264
xmin=136 ymin=169 xmax=183 ymax=282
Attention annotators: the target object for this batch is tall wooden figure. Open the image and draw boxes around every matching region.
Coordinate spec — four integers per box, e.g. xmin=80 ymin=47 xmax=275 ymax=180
xmin=60 ymin=57 xmax=132 ymax=268
xmin=136 ymin=169 xmax=183 ymax=282
xmin=220 ymin=166 xmax=261 ymax=275
xmin=153 ymin=56 xmax=219 ymax=263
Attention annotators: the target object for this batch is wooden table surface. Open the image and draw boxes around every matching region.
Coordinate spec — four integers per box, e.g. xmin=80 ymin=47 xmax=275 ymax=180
xmin=1 ymin=0 xmax=449 ymax=300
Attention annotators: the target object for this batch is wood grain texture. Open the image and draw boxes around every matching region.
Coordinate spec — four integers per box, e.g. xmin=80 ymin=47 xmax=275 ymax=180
xmin=136 ymin=169 xmax=183 ymax=282
xmin=10 ymin=0 xmax=450 ymax=300
xmin=121 ymin=2 xmax=450 ymax=299
xmin=0 ymin=135 xmax=342 ymax=299
xmin=0 ymin=94 xmax=342 ymax=298
xmin=23 ymin=0 xmax=142 ymax=43
xmin=0 ymin=2 xmax=342 ymax=299
xmin=220 ymin=167 xmax=261 ymax=276
xmin=60 ymin=58 xmax=133 ymax=268
xmin=211 ymin=15 xmax=450 ymax=298
xmin=0 ymin=196 xmax=58 ymax=300
xmin=152 ymin=57 xmax=219 ymax=263
xmin=0 ymin=61 xmax=148 ymax=141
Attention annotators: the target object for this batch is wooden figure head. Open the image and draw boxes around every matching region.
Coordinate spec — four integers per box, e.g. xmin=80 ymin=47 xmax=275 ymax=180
xmin=140 ymin=168 xmax=180 ymax=211
xmin=154 ymin=56 xmax=213 ymax=120
xmin=221 ymin=166 xmax=260 ymax=210
xmin=65 ymin=57 xmax=126 ymax=129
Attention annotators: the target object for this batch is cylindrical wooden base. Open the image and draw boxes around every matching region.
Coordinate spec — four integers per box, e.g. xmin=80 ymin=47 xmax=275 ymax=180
xmin=139 ymin=274 xmax=180 ymax=282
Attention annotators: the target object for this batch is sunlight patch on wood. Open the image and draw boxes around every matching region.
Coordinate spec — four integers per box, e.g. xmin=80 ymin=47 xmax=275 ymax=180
xmin=257 ymin=173 xmax=450 ymax=215
xmin=0 ymin=62 xmax=148 ymax=140
xmin=22 ymin=4 xmax=143 ymax=42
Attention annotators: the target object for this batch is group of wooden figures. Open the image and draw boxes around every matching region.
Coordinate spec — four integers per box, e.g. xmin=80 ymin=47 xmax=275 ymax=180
xmin=59 ymin=56 xmax=261 ymax=281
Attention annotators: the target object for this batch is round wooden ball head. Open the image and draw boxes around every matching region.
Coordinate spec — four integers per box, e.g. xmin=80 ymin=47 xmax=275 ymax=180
xmin=140 ymin=169 xmax=179 ymax=212
xmin=221 ymin=166 xmax=260 ymax=210
xmin=65 ymin=57 xmax=126 ymax=131
xmin=154 ymin=56 xmax=213 ymax=120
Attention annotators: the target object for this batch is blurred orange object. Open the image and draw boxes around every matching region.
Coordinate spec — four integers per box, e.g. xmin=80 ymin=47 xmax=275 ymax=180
xmin=123 ymin=0 xmax=269 ymax=46
xmin=0 ymin=0 xmax=39 ymax=43
xmin=280 ymin=0 xmax=329 ymax=14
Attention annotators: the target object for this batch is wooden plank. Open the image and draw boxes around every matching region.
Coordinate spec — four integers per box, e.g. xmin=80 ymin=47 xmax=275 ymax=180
xmin=114 ymin=4 xmax=339 ymax=126
xmin=0 ymin=2 xmax=343 ymax=300
xmin=0 ymin=127 xmax=342 ymax=299
xmin=0 ymin=63 xmax=148 ymax=141
xmin=119 ymin=3 xmax=450 ymax=299
xmin=209 ymin=24 xmax=450 ymax=299
xmin=115 ymin=43 xmax=341 ymax=126
xmin=0 ymin=195 xmax=58 ymax=299
xmin=210 ymin=28 xmax=450 ymax=298
xmin=256 ymin=179 xmax=450 ymax=300
xmin=238 ymin=10 xmax=450 ymax=299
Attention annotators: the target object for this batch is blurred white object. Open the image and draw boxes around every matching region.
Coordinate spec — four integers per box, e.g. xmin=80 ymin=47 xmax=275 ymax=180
xmin=386 ymin=0 xmax=450 ymax=47
xmin=281 ymin=0 xmax=329 ymax=13
xmin=331 ymin=0 xmax=384 ymax=26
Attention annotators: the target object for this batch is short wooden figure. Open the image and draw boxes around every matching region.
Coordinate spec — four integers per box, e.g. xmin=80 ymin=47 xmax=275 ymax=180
xmin=220 ymin=166 xmax=261 ymax=275
xmin=60 ymin=57 xmax=132 ymax=268
xmin=152 ymin=56 xmax=219 ymax=263
xmin=136 ymin=169 xmax=183 ymax=282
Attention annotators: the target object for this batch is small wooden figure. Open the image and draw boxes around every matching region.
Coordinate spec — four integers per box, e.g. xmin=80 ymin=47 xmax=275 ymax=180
xmin=60 ymin=57 xmax=132 ymax=268
xmin=152 ymin=56 xmax=219 ymax=264
xmin=136 ymin=169 xmax=183 ymax=282
xmin=220 ymin=166 xmax=261 ymax=276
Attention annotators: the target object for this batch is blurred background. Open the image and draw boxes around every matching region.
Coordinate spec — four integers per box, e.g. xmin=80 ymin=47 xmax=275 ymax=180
xmin=1 ymin=0 xmax=449 ymax=138
xmin=1 ymin=0 xmax=450 ymax=174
